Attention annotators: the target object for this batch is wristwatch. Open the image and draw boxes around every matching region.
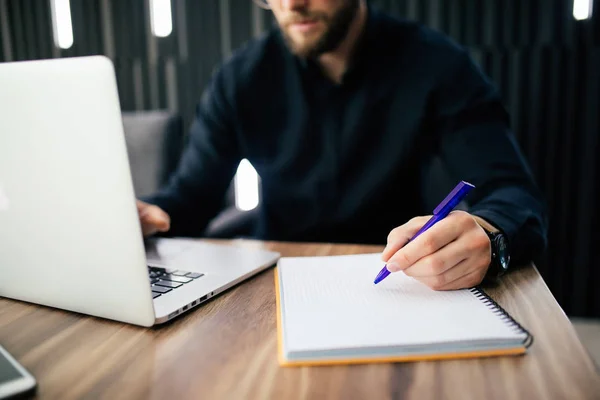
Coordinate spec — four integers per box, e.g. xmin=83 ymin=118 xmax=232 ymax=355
xmin=483 ymin=228 xmax=510 ymax=279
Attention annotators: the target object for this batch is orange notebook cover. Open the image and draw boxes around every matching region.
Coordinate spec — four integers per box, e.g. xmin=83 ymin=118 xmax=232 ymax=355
xmin=275 ymin=254 xmax=532 ymax=367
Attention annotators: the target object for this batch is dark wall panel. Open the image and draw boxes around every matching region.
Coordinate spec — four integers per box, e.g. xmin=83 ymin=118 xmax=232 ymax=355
xmin=0 ymin=0 xmax=599 ymax=317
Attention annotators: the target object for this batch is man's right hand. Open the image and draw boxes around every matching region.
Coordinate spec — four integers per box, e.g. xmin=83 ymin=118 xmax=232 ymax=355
xmin=137 ymin=200 xmax=171 ymax=237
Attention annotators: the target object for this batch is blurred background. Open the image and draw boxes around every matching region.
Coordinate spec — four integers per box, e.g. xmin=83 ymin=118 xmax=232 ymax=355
xmin=0 ymin=0 xmax=598 ymax=342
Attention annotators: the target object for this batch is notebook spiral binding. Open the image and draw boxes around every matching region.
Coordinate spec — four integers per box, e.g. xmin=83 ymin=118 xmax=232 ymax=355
xmin=469 ymin=287 xmax=534 ymax=348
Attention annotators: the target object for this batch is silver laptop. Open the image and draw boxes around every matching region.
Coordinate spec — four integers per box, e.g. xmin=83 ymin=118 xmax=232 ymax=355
xmin=0 ymin=56 xmax=280 ymax=326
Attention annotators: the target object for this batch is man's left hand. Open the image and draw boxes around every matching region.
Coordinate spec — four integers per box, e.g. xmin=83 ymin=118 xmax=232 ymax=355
xmin=381 ymin=211 xmax=494 ymax=290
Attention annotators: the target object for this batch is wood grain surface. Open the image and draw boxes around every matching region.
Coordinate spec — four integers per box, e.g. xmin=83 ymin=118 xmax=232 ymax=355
xmin=1 ymin=240 xmax=599 ymax=399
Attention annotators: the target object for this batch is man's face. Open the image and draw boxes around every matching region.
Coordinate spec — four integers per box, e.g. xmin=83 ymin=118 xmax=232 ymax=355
xmin=268 ymin=0 xmax=360 ymax=58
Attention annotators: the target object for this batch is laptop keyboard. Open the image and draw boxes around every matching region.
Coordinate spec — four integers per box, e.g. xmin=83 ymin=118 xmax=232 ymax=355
xmin=148 ymin=266 xmax=204 ymax=299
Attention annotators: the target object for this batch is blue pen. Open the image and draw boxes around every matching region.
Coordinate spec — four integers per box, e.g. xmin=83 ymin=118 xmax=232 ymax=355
xmin=373 ymin=180 xmax=475 ymax=284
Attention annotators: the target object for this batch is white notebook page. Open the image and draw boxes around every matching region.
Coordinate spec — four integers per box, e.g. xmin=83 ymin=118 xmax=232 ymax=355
xmin=278 ymin=253 xmax=525 ymax=353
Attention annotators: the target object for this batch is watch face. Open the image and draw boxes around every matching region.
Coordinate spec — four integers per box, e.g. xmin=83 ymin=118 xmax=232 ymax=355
xmin=496 ymin=235 xmax=510 ymax=270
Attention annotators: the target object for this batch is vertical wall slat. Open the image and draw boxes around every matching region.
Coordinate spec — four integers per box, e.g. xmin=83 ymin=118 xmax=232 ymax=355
xmin=32 ymin=0 xmax=53 ymax=59
xmin=0 ymin=0 xmax=13 ymax=61
xmin=8 ymin=0 xmax=26 ymax=60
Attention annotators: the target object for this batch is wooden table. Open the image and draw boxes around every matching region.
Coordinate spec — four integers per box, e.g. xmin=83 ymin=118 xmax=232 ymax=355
xmin=1 ymin=240 xmax=599 ymax=399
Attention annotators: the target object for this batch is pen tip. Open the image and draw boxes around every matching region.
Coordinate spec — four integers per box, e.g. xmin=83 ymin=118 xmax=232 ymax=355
xmin=373 ymin=267 xmax=390 ymax=285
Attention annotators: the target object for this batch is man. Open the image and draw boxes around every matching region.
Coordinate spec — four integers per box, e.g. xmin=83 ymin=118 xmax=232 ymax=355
xmin=138 ymin=0 xmax=547 ymax=290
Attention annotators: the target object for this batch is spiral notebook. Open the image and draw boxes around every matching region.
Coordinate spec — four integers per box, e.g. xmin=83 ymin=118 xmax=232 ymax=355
xmin=275 ymin=253 xmax=533 ymax=366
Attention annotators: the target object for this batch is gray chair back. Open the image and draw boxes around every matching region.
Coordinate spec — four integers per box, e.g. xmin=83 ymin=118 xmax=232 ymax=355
xmin=121 ymin=110 xmax=184 ymax=198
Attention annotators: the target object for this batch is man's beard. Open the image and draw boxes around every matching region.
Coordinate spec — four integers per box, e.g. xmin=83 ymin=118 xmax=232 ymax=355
xmin=281 ymin=0 xmax=360 ymax=58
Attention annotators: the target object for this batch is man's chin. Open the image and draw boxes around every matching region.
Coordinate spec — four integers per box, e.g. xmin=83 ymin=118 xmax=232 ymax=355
xmin=285 ymin=36 xmax=325 ymax=58
xmin=280 ymin=26 xmax=324 ymax=55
